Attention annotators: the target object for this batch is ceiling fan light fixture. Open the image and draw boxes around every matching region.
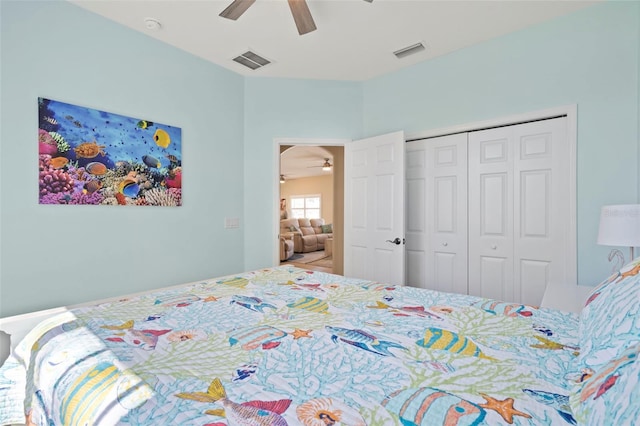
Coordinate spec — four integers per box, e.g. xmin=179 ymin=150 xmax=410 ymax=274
xmin=280 ymin=174 xmax=286 ymax=183
xmin=322 ymin=159 xmax=332 ymax=171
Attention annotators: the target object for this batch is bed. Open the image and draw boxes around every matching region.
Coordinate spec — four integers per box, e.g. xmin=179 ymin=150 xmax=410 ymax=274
xmin=0 ymin=263 xmax=638 ymax=425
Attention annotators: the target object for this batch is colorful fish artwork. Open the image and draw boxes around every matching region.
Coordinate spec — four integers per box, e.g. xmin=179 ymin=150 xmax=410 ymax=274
xmin=85 ymin=161 xmax=107 ymax=175
xmin=216 ymin=277 xmax=249 ymax=288
xmin=522 ymin=389 xmax=576 ymax=425
xmin=296 ymin=397 xmax=366 ymax=426
xmin=415 ymin=327 xmax=495 ymax=361
xmin=49 ymin=157 xmax=69 ymax=169
xmin=82 ymin=180 xmax=102 ymax=194
xmin=154 ymin=293 xmax=201 ymax=307
xmin=101 ymin=320 xmax=171 ymax=351
xmin=60 ymin=362 xmax=121 ymax=425
xmin=142 ymin=154 xmax=161 ymax=169
xmin=118 ymin=179 xmax=140 ymax=198
xmin=230 ymin=295 xmax=277 ymax=313
xmin=153 ymin=128 xmax=171 ymax=149
xmin=368 ymin=301 xmax=443 ymax=320
xmin=231 ymin=363 xmax=258 ymax=382
xmin=382 ymin=387 xmax=486 ymax=426
xmin=326 ymin=326 xmax=406 ymax=357
xmin=287 ymin=296 xmax=329 ymax=314
xmin=474 ymin=300 xmax=536 ymax=317
xmin=176 ymin=378 xmax=291 ymax=424
xmin=137 ymin=120 xmax=153 ymax=129
xmin=228 ymin=325 xmax=287 ymax=351
xmin=579 ymin=344 xmax=638 ymax=402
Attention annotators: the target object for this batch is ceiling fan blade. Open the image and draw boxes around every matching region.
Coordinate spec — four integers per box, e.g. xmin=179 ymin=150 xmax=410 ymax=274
xmin=219 ymin=0 xmax=256 ymax=20
xmin=287 ymin=0 xmax=316 ymax=35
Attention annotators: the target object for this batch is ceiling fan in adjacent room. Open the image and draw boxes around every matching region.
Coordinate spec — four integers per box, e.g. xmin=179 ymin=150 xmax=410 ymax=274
xmin=307 ymin=158 xmax=333 ymax=171
xmin=219 ymin=0 xmax=373 ymax=35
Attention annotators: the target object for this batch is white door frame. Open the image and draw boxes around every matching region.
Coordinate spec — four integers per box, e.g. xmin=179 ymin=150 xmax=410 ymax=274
xmin=407 ymin=104 xmax=577 ymax=286
xmin=272 ymin=138 xmax=350 ymax=266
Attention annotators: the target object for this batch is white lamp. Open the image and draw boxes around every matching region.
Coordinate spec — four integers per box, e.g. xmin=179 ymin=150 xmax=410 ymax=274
xmin=597 ymin=204 xmax=640 ymax=262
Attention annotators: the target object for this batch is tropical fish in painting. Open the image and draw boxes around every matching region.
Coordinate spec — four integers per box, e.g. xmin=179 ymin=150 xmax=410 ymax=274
xmin=142 ymin=154 xmax=161 ymax=169
xmin=522 ymin=389 xmax=576 ymax=425
xmin=228 ymin=325 xmax=287 ymax=350
xmin=165 ymin=153 xmax=180 ymax=165
xmin=287 ymin=296 xmax=329 ymax=314
xmin=232 ymin=363 xmax=258 ymax=382
xmin=102 ymin=320 xmax=171 ymax=350
xmin=176 ymin=378 xmax=291 ymax=425
xmin=368 ymin=300 xmax=443 ymax=320
xmin=474 ymin=300 xmax=536 ymax=317
xmin=579 ymin=344 xmax=638 ymax=402
xmin=416 ymin=327 xmax=495 ymax=361
xmin=230 ymin=295 xmax=276 ymax=312
xmin=42 ymin=116 xmax=58 ymax=125
xmin=382 ymin=387 xmax=486 ymax=426
xmin=137 ymin=120 xmax=153 ymax=129
xmin=82 ymin=180 xmax=102 ymax=195
xmin=326 ymin=326 xmax=406 ymax=357
xmin=85 ymin=161 xmax=107 ymax=175
xmin=49 ymin=157 xmax=68 ymax=169
xmin=118 ymin=179 xmax=140 ymax=198
xmin=154 ymin=293 xmax=201 ymax=307
xmin=153 ymin=128 xmax=171 ymax=149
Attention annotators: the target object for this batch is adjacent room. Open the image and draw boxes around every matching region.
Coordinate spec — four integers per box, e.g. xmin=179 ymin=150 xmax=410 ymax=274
xmin=1 ymin=0 xmax=638 ymax=424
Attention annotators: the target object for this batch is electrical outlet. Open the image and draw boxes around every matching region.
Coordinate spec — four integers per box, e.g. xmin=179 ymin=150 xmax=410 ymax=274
xmin=224 ymin=217 xmax=240 ymax=229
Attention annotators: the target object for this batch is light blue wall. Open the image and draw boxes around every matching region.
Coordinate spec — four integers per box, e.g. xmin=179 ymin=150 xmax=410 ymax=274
xmin=363 ymin=2 xmax=640 ymax=285
xmin=243 ymin=78 xmax=362 ymax=270
xmin=0 ymin=1 xmax=245 ymax=316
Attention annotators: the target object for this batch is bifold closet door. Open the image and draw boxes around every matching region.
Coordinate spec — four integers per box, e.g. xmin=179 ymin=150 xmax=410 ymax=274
xmin=406 ymin=133 xmax=468 ymax=293
xmin=468 ymin=117 xmax=569 ymax=305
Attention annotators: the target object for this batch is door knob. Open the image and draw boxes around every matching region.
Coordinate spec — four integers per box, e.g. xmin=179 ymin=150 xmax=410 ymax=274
xmin=442 ymin=242 xmax=448 ymax=246
xmin=386 ymin=237 xmax=402 ymax=245
xmin=491 ymin=245 xmax=497 ymax=250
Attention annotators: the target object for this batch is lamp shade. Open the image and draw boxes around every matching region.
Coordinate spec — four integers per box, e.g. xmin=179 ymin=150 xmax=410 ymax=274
xmin=597 ymin=204 xmax=640 ymax=247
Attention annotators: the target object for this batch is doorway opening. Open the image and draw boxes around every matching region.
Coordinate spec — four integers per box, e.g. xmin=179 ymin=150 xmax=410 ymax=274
xmin=273 ymin=139 xmax=347 ymax=275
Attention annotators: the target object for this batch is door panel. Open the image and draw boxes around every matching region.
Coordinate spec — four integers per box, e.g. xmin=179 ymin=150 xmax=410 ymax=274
xmin=406 ymin=133 xmax=467 ymax=293
xmin=469 ymin=129 xmax=514 ymax=299
xmin=345 ymin=131 xmax=405 ymax=285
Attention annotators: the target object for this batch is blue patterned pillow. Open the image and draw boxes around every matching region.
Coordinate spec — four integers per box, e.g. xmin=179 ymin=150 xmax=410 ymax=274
xmin=569 ymin=259 xmax=640 ymax=422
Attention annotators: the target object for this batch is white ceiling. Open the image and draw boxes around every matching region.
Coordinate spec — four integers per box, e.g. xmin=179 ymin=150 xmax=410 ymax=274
xmin=281 ymin=145 xmax=333 ymax=180
xmin=71 ymin=0 xmax=599 ymax=82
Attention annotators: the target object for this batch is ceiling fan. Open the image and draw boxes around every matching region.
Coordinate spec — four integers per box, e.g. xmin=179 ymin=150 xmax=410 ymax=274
xmin=219 ymin=0 xmax=373 ymax=36
xmin=307 ymin=158 xmax=333 ymax=171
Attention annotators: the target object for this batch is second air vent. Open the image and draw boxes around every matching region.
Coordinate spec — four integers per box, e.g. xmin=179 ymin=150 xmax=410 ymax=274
xmin=393 ymin=42 xmax=426 ymax=59
xmin=233 ymin=51 xmax=271 ymax=70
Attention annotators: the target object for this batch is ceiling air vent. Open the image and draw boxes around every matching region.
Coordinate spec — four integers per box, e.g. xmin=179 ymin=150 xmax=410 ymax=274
xmin=393 ymin=42 xmax=425 ymax=59
xmin=233 ymin=51 xmax=271 ymax=70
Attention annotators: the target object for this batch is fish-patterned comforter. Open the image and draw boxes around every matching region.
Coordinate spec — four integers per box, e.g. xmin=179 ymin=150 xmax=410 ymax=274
xmin=0 ymin=266 xmax=582 ymax=425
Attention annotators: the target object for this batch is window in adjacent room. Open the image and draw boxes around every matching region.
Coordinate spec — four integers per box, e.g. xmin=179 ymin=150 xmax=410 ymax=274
xmin=290 ymin=195 xmax=321 ymax=219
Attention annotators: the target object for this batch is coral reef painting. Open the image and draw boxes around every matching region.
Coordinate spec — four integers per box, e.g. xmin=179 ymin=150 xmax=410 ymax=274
xmin=38 ymin=97 xmax=182 ymax=206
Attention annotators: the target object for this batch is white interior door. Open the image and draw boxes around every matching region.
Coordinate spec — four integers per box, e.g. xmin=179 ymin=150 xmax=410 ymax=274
xmin=468 ymin=117 xmax=569 ymax=305
xmin=344 ymin=131 xmax=405 ymax=285
xmin=406 ymin=134 xmax=468 ymax=293
xmin=468 ymin=127 xmax=515 ymax=301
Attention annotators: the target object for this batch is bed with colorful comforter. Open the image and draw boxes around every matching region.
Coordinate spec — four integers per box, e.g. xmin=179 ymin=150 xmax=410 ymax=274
xmin=1 ymin=264 xmax=638 ymax=425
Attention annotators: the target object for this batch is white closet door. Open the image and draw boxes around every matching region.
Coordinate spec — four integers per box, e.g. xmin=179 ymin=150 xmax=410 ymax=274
xmin=513 ymin=118 xmax=569 ymax=305
xmin=468 ymin=128 xmax=515 ymax=301
xmin=468 ymin=117 xmax=569 ymax=305
xmin=406 ymin=134 xmax=468 ymax=293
